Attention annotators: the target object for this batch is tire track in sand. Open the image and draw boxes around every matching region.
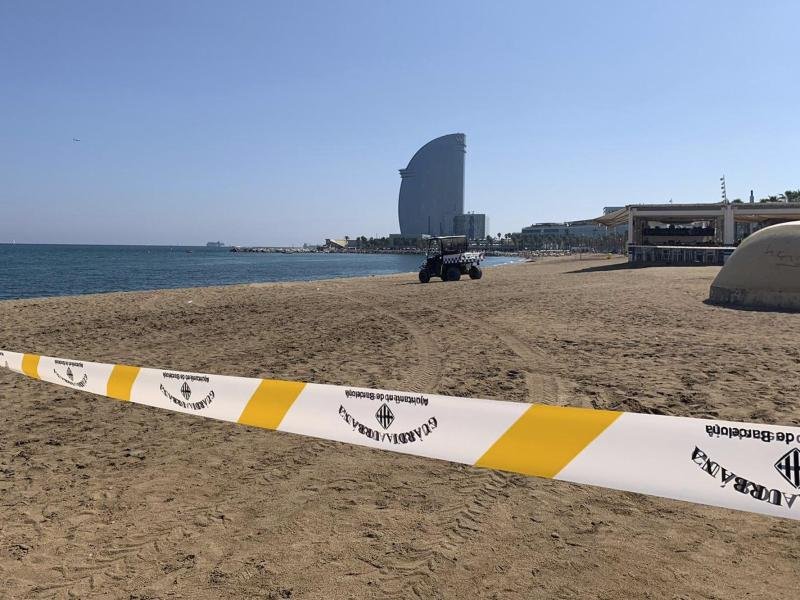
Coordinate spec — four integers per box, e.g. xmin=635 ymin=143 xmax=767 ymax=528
xmin=333 ymin=292 xmax=444 ymax=393
xmin=494 ymin=330 xmax=563 ymax=406
xmin=369 ymin=469 xmax=516 ymax=599
xmin=432 ymin=305 xmax=570 ymax=407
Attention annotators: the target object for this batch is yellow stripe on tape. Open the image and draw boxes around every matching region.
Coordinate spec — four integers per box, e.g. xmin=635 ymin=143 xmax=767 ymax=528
xmin=238 ymin=379 xmax=306 ymax=430
xmin=475 ymin=404 xmax=621 ymax=478
xmin=21 ymin=354 xmax=41 ymax=379
xmin=106 ymin=365 xmax=140 ymax=401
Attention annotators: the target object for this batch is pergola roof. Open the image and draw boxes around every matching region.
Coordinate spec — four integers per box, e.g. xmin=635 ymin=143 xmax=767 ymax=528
xmin=594 ymin=202 xmax=800 ymax=227
xmin=594 ymin=207 xmax=629 ymax=227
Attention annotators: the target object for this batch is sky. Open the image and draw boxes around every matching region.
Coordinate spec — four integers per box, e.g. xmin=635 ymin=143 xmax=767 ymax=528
xmin=1 ymin=1 xmax=798 ymax=246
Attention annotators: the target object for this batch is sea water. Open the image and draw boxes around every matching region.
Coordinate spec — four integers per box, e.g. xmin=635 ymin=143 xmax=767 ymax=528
xmin=0 ymin=244 xmax=519 ymax=300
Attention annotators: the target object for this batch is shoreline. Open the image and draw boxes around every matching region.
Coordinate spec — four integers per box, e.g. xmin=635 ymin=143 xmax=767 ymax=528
xmin=0 ymin=255 xmax=528 ymax=304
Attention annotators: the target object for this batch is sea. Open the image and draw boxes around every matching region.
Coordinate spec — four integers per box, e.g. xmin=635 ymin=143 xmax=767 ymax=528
xmin=0 ymin=244 xmax=520 ymax=301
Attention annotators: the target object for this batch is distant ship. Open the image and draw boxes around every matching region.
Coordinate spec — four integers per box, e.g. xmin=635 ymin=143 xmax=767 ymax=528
xmin=206 ymin=241 xmax=227 ymax=248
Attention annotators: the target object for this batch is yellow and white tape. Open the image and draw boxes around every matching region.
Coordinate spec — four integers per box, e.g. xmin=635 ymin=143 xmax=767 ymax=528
xmin=2 ymin=348 xmax=800 ymax=520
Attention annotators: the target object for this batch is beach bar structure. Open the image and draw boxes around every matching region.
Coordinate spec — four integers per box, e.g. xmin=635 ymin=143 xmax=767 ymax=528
xmin=595 ymin=202 xmax=800 ymax=265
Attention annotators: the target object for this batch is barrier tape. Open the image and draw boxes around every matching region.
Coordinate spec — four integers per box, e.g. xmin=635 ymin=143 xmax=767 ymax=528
xmin=2 ymin=348 xmax=800 ymax=521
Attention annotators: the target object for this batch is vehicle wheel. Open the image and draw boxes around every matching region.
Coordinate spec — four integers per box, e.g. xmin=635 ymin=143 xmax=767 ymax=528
xmin=418 ymin=269 xmax=431 ymax=283
xmin=468 ymin=266 xmax=483 ymax=280
xmin=445 ymin=266 xmax=461 ymax=281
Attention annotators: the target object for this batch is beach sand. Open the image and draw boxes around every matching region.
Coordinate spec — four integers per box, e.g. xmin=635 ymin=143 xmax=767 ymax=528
xmin=1 ymin=256 xmax=798 ymax=599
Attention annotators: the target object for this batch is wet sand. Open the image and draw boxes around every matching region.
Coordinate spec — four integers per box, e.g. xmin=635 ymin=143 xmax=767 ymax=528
xmin=1 ymin=256 xmax=798 ymax=599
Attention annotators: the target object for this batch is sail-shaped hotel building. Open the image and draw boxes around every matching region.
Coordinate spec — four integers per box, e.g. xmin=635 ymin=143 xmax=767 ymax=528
xmin=398 ymin=133 xmax=466 ymax=236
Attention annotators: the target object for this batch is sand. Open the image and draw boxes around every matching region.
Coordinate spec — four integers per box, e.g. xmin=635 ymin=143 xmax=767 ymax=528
xmin=1 ymin=256 xmax=799 ymax=599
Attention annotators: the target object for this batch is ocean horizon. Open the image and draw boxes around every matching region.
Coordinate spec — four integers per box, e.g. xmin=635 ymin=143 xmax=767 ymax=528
xmin=0 ymin=244 xmax=519 ymax=301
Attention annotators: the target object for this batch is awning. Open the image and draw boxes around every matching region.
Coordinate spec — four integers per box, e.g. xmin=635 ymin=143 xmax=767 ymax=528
xmin=594 ymin=207 xmax=629 ymax=227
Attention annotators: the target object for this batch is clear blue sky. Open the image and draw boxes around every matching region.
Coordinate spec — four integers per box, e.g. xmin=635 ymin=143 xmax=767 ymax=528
xmin=1 ymin=1 xmax=798 ymax=245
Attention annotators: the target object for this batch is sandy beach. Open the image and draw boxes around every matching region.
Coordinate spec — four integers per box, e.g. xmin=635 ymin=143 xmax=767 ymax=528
xmin=1 ymin=256 xmax=799 ymax=599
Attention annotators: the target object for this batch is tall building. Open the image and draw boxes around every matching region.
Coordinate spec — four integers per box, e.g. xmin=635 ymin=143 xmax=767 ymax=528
xmin=453 ymin=213 xmax=488 ymax=240
xmin=398 ymin=133 xmax=466 ymax=236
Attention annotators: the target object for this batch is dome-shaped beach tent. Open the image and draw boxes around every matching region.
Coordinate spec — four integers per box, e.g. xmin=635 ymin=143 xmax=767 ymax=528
xmin=709 ymin=221 xmax=800 ymax=310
